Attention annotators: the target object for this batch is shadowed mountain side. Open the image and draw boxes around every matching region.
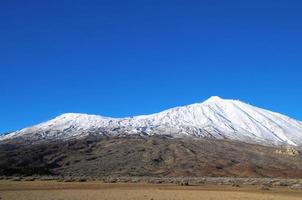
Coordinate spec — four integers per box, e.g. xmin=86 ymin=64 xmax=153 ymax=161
xmin=0 ymin=136 xmax=301 ymax=178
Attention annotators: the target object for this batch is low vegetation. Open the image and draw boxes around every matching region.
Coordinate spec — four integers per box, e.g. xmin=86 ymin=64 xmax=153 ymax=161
xmin=1 ymin=135 xmax=302 ymax=179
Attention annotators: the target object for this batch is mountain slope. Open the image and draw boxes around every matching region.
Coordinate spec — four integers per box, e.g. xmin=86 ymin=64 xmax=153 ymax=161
xmin=1 ymin=96 xmax=302 ymax=146
xmin=1 ymin=136 xmax=302 ymax=178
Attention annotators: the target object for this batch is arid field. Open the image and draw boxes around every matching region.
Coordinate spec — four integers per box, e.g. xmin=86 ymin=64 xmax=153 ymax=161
xmin=0 ymin=181 xmax=302 ymax=200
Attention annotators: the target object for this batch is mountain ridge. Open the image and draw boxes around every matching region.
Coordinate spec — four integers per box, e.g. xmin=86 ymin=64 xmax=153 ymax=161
xmin=1 ymin=96 xmax=302 ymax=146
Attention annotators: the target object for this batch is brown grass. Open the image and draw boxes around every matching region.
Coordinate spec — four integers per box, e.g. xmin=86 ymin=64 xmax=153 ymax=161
xmin=0 ymin=181 xmax=302 ymax=200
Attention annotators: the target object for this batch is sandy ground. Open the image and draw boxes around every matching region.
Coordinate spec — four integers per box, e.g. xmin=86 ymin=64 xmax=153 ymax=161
xmin=0 ymin=181 xmax=302 ymax=200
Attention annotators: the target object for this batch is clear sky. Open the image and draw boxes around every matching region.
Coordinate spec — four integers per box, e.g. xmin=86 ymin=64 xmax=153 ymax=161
xmin=0 ymin=0 xmax=302 ymax=133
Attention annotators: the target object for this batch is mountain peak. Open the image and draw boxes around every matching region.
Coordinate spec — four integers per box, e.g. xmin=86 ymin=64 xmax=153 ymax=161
xmin=56 ymin=113 xmax=84 ymax=119
xmin=203 ymin=96 xmax=245 ymax=105
xmin=204 ymin=96 xmax=225 ymax=103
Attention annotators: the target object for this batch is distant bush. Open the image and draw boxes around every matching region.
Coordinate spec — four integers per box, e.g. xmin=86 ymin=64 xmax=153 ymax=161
xmin=179 ymin=180 xmax=189 ymax=186
xmin=12 ymin=177 xmax=21 ymax=181
xmin=24 ymin=177 xmax=35 ymax=181
xmin=77 ymin=177 xmax=87 ymax=182
xmin=232 ymin=183 xmax=240 ymax=187
xmin=258 ymin=185 xmax=270 ymax=190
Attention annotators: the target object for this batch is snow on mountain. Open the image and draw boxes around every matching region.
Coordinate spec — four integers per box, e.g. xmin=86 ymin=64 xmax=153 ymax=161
xmin=1 ymin=96 xmax=302 ymax=146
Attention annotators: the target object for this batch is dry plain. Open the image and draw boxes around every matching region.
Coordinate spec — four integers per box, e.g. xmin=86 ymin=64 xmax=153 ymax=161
xmin=0 ymin=181 xmax=302 ymax=200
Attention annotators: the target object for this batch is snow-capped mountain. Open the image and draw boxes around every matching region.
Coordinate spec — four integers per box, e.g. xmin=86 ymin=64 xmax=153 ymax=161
xmin=1 ymin=96 xmax=302 ymax=146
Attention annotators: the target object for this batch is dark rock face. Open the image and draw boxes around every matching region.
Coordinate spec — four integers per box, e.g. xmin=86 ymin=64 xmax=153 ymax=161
xmin=1 ymin=135 xmax=302 ymax=178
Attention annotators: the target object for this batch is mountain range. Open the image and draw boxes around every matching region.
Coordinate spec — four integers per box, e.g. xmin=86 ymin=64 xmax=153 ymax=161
xmin=1 ymin=96 xmax=302 ymax=146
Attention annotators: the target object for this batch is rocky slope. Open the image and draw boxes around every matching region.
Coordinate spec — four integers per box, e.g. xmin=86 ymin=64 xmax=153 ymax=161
xmin=1 ymin=136 xmax=302 ymax=178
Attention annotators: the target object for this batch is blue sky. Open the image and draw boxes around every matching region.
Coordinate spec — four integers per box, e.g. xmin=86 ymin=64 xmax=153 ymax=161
xmin=0 ymin=0 xmax=302 ymax=133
